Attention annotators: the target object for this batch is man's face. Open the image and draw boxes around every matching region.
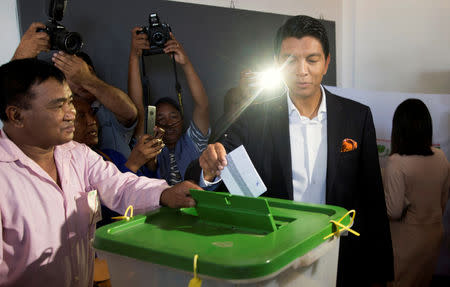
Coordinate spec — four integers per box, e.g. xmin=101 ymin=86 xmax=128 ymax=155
xmin=156 ymin=102 xmax=183 ymax=147
xmin=21 ymin=78 xmax=76 ymax=148
xmin=73 ymin=97 xmax=99 ymax=147
xmin=277 ymin=36 xmax=330 ymax=100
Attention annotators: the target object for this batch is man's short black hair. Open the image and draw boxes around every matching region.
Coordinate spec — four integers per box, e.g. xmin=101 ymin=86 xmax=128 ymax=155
xmin=75 ymin=51 xmax=95 ymax=72
xmin=391 ymin=98 xmax=433 ymax=156
xmin=274 ymin=15 xmax=330 ymax=58
xmin=155 ymin=97 xmax=182 ymax=115
xmin=0 ymin=58 xmax=65 ymax=121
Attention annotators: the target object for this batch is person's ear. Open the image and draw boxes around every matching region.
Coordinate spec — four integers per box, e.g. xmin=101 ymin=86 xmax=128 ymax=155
xmin=5 ymin=105 xmax=25 ymax=127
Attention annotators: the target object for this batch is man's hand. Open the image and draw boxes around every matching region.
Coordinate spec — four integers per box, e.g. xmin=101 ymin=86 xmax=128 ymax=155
xmin=125 ymin=134 xmax=165 ymax=172
xmin=12 ymin=22 xmax=50 ymax=60
xmin=163 ymin=33 xmax=189 ymax=66
xmin=160 ymin=181 xmax=200 ymax=208
xmin=52 ymin=51 xmax=98 ymax=100
xmin=199 ymin=143 xmax=228 ymax=182
xmin=130 ymin=27 xmax=150 ymax=58
xmin=239 ymin=69 xmax=258 ymax=99
xmin=52 ymin=51 xmax=94 ymax=84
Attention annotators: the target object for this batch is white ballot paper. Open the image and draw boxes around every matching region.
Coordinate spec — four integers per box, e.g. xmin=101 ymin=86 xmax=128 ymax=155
xmin=221 ymin=145 xmax=267 ymax=197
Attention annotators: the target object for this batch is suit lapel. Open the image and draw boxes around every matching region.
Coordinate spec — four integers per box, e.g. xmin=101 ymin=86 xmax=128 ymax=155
xmin=270 ymin=93 xmax=294 ymax=199
xmin=325 ymin=89 xmax=344 ymax=201
xmin=270 ymin=89 xmax=344 ymax=200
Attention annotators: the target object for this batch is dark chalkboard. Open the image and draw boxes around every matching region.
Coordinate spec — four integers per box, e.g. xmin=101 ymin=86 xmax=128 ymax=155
xmin=17 ymin=0 xmax=336 ymax=124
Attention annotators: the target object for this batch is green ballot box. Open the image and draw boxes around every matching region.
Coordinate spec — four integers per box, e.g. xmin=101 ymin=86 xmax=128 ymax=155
xmin=94 ymin=190 xmax=351 ymax=287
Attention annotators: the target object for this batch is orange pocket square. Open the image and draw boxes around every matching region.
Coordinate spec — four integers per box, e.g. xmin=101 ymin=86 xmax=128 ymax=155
xmin=341 ymin=138 xmax=357 ymax=152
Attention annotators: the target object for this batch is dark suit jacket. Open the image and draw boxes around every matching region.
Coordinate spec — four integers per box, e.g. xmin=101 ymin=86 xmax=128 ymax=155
xmin=186 ymin=88 xmax=394 ymax=286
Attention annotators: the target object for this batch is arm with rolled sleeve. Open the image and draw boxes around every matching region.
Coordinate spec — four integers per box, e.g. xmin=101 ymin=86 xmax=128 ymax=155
xmin=82 ymin=144 xmax=169 ymax=214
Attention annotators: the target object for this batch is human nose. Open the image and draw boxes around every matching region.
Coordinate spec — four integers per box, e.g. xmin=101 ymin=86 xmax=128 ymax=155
xmin=86 ymin=113 xmax=97 ymax=126
xmin=64 ymin=104 xmax=76 ymax=121
xmin=296 ymin=59 xmax=308 ymax=76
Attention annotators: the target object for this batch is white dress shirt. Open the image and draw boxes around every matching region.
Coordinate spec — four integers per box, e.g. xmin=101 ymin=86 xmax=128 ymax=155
xmin=201 ymin=86 xmax=328 ymax=205
xmin=288 ymin=86 xmax=327 ymax=204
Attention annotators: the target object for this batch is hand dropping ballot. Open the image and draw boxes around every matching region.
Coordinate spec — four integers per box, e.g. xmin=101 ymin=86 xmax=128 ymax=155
xmin=221 ymin=145 xmax=267 ymax=197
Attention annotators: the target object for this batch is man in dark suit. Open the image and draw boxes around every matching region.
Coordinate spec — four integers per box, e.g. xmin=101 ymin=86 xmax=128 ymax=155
xmin=186 ymin=15 xmax=393 ymax=286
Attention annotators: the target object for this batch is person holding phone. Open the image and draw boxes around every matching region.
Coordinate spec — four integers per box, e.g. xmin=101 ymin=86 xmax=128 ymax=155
xmin=72 ymin=95 xmax=165 ymax=227
xmin=128 ymin=27 xmax=210 ymax=186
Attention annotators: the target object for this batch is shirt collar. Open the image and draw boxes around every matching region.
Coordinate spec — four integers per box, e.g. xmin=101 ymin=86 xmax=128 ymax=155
xmin=0 ymin=129 xmax=76 ymax=163
xmin=287 ymin=85 xmax=327 ymax=120
xmin=0 ymin=129 xmax=20 ymax=162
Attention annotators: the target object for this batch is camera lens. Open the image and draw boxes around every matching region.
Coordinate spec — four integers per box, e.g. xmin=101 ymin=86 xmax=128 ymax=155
xmin=152 ymin=32 xmax=165 ymax=45
xmin=64 ymin=32 xmax=83 ymax=54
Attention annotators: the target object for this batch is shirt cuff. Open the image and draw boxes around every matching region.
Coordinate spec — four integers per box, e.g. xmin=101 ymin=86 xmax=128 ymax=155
xmin=199 ymin=170 xmax=222 ymax=189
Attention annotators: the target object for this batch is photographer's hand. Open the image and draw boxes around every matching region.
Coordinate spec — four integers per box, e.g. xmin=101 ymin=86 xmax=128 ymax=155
xmin=239 ymin=69 xmax=258 ymax=99
xmin=52 ymin=52 xmax=94 ymax=85
xmin=164 ymin=33 xmax=210 ymax=136
xmin=163 ymin=33 xmax=189 ymax=66
xmin=12 ymin=22 xmax=50 ymax=60
xmin=130 ymin=27 xmax=150 ymax=58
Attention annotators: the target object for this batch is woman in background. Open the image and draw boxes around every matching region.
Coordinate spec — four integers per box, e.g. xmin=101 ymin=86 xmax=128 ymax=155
xmin=383 ymin=99 xmax=450 ymax=287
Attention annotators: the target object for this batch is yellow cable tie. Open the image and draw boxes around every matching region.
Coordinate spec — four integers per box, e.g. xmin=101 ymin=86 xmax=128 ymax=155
xmin=188 ymin=254 xmax=202 ymax=287
xmin=111 ymin=205 xmax=134 ymax=221
xmin=194 ymin=254 xmax=198 ymax=278
xmin=323 ymin=209 xmax=360 ymax=240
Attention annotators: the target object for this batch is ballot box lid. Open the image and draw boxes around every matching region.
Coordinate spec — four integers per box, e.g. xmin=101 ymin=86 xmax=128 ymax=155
xmin=93 ymin=190 xmax=350 ymax=280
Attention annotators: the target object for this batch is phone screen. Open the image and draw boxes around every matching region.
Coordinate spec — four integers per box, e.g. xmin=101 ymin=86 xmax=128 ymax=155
xmin=146 ymin=105 xmax=156 ymax=137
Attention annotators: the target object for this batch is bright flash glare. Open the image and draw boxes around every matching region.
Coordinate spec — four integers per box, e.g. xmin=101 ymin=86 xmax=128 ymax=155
xmin=258 ymin=68 xmax=282 ymax=90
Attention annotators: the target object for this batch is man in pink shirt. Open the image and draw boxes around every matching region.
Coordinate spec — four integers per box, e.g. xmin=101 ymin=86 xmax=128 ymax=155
xmin=0 ymin=58 xmax=198 ymax=286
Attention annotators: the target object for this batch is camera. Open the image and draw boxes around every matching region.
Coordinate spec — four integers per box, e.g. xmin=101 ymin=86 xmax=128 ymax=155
xmin=138 ymin=13 xmax=171 ymax=56
xmin=37 ymin=0 xmax=83 ymax=54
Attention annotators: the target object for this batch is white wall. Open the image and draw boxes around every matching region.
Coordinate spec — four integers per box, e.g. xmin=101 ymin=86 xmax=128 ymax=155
xmin=351 ymin=0 xmax=450 ymax=94
xmin=0 ymin=0 xmax=21 ymax=128
xmin=170 ymin=0 xmax=339 ymax=20
xmin=173 ymin=0 xmax=450 ymax=95
xmin=0 ymin=0 xmax=20 ymax=65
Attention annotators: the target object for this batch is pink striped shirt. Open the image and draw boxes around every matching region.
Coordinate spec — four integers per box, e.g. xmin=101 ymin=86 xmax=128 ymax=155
xmin=0 ymin=129 xmax=169 ymax=286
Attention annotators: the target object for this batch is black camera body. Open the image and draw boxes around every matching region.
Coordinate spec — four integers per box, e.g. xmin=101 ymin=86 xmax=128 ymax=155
xmin=139 ymin=13 xmax=171 ymax=56
xmin=37 ymin=0 xmax=83 ymax=54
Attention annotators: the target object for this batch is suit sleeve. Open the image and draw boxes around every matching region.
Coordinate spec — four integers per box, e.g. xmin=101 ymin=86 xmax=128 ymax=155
xmin=184 ymin=110 xmax=251 ymax=183
xmin=359 ymin=108 xmax=394 ymax=283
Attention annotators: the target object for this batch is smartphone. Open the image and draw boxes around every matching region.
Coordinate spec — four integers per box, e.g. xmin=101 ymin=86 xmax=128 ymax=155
xmin=145 ymin=105 xmax=156 ymax=137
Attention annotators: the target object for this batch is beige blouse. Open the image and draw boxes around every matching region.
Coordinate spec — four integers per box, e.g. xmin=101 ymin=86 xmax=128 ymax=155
xmin=383 ymin=147 xmax=450 ymax=223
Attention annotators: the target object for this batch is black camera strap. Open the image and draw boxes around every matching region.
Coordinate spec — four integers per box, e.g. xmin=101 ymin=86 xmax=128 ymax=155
xmin=171 ymin=55 xmax=184 ymax=117
xmin=140 ymin=54 xmax=183 ymax=116
xmin=141 ymin=55 xmax=150 ymax=107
